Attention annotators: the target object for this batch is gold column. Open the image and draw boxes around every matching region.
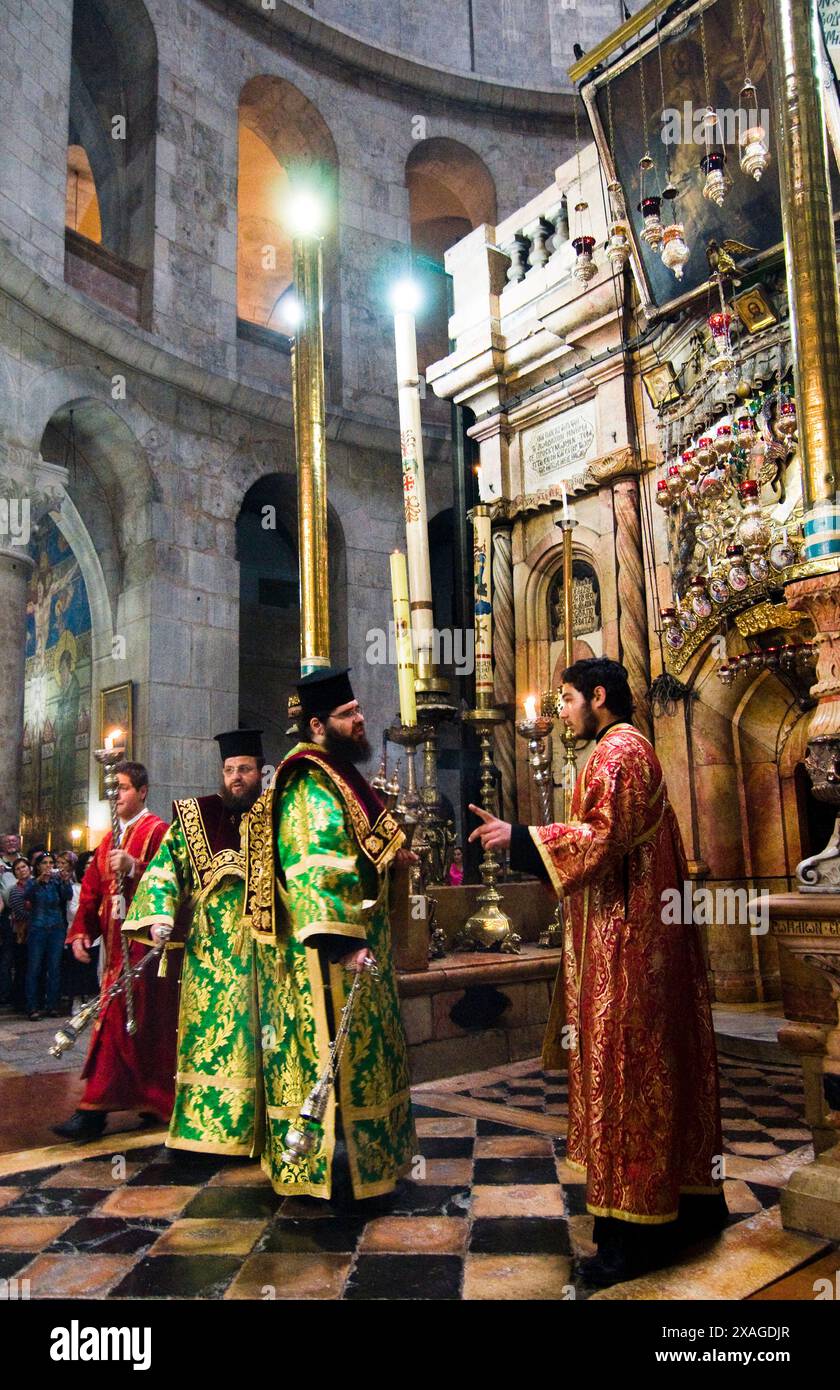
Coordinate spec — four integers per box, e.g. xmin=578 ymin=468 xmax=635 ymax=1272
xmin=559 ymin=515 xmax=578 ymax=818
xmin=292 ymin=234 xmax=330 ymax=674
xmin=768 ymin=0 xmax=840 ymax=527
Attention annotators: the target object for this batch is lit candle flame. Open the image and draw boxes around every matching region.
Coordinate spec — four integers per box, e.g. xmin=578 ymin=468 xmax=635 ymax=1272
xmin=104 ymin=727 xmax=124 ymax=752
xmin=524 ymin=695 xmax=537 ymax=722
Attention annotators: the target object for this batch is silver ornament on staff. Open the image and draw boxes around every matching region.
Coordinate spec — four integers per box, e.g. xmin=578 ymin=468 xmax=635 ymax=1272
xmin=93 ymin=732 xmax=136 ymax=1035
xmin=49 ymin=944 xmax=164 ymax=1058
xmin=281 ymin=953 xmax=379 ymax=1166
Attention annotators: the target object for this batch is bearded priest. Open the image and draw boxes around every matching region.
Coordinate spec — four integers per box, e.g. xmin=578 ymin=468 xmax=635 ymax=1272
xmin=123 ymin=730 xmax=265 ymax=1156
xmin=242 ymin=667 xmax=417 ymax=1202
xmin=469 ymin=657 xmax=724 ymax=1287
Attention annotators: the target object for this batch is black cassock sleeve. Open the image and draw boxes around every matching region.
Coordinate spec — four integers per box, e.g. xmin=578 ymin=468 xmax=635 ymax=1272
xmin=509 ymin=824 xmax=551 ymax=882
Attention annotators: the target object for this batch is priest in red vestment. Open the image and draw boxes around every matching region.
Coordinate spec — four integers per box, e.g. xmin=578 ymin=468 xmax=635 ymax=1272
xmin=53 ymin=761 xmax=180 ymax=1141
xmin=470 ymin=657 xmax=724 ymax=1286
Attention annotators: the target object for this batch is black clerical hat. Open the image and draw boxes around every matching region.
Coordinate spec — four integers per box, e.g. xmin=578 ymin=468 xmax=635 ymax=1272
xmin=214 ymin=728 xmax=264 ymax=763
xmin=296 ymin=667 xmax=355 ymax=720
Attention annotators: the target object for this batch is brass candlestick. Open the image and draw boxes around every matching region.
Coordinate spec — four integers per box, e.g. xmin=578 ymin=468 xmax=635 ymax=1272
xmin=516 ymin=706 xmax=563 ymax=948
xmin=415 ymin=655 xmax=458 ymax=884
xmin=456 ymin=706 xmax=520 ymax=954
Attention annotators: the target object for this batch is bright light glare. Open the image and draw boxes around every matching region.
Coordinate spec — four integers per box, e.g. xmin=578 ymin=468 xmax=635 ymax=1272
xmin=286 ymin=190 xmax=325 ymax=238
xmin=389 ymin=278 xmax=423 ymax=315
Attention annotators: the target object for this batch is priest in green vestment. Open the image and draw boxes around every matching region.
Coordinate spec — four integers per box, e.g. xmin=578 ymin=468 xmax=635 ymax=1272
xmin=242 ymin=667 xmax=417 ymax=1200
xmin=123 ymin=729 xmax=265 ymax=1156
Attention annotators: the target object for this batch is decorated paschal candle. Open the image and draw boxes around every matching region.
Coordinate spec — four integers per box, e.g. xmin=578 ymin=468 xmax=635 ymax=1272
xmin=393 ymin=296 xmax=434 ymax=676
xmin=472 ymin=506 xmax=494 ymax=709
xmin=389 ymin=549 xmax=416 ymax=727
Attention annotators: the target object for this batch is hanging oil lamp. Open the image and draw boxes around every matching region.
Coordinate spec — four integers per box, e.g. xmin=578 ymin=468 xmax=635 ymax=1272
xmin=639 ymin=194 xmax=664 ymax=250
xmin=572 ymin=215 xmax=598 ymax=285
xmin=666 ymin=462 xmax=685 ymax=500
xmin=739 ymin=84 xmax=771 ymax=181
xmin=661 ymin=221 xmax=690 ymax=280
xmin=605 ymin=182 xmax=632 ymax=272
xmin=734 ymin=413 xmax=756 ymax=451
xmin=661 ymin=607 xmax=685 ymax=652
xmin=680 ymin=447 xmax=700 ymax=485
xmin=776 ymin=396 xmax=797 ymax=440
xmin=726 ymin=542 xmax=750 ymax=592
xmin=602 ymin=82 xmax=631 ymax=273
xmin=701 ymin=146 xmax=728 ymax=206
xmin=737 ymin=479 xmax=770 ymax=579
xmin=688 ymin=574 xmax=713 ymax=619
xmin=656 ymin=478 xmax=672 ymax=510
xmin=708 ymin=309 xmax=736 ymax=375
xmin=735 ymin=0 xmax=771 ymax=182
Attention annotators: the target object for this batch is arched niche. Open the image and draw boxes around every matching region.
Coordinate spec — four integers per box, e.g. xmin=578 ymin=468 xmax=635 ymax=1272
xmin=237 ymin=75 xmax=339 ymax=386
xmin=66 ymin=0 xmax=158 ymax=323
xmin=405 ymin=138 xmax=497 ymax=376
xmin=236 ymin=474 xmax=347 ymax=770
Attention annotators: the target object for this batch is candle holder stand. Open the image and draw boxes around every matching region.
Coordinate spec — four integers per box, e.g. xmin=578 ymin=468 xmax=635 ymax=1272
xmin=455 ymin=706 xmax=520 ymax=954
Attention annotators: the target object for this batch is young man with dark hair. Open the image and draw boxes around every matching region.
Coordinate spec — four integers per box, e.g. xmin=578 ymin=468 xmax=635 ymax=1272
xmin=54 ymin=761 xmax=176 ymax=1140
xmin=470 ymin=656 xmax=723 ymax=1285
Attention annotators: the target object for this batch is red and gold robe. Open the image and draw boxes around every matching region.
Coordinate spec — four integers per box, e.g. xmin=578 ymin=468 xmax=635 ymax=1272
xmin=67 ymin=811 xmax=179 ymax=1117
xmin=533 ymin=722 xmax=722 ymax=1224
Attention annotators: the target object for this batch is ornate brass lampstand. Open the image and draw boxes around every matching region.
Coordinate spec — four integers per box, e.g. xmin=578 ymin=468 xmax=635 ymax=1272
xmin=414 ymin=655 xmax=458 ymax=883
xmin=516 ymin=702 xmax=563 ymax=948
xmin=388 ymin=720 xmax=433 ymax=882
xmin=456 ymin=705 xmax=520 ymax=953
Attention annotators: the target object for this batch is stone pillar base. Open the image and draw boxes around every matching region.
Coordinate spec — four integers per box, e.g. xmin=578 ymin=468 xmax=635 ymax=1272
xmin=781 ymin=1143 xmax=840 ymax=1241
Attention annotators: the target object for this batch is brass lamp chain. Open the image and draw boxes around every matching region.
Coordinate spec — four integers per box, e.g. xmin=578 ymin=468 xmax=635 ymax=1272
xmin=699 ymin=9 xmax=714 ymax=154
xmin=736 ymin=0 xmax=750 ymax=85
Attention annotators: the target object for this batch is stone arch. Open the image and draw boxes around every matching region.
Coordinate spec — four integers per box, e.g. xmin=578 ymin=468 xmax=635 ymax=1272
xmin=236 ymin=473 xmax=347 ymax=770
xmin=405 ymin=138 xmax=497 ymax=260
xmin=405 ymin=137 xmax=498 ymax=380
xmin=237 ymin=75 xmax=340 ymax=360
xmin=517 ymin=518 xmax=605 ymax=819
xmin=32 ymin=394 xmax=158 ymax=837
xmin=66 ymin=0 xmax=158 ymax=322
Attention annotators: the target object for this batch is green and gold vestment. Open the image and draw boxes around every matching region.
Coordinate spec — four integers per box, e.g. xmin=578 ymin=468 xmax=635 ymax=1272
xmin=124 ymin=796 xmax=260 ymax=1156
xmin=243 ymin=742 xmax=417 ymax=1199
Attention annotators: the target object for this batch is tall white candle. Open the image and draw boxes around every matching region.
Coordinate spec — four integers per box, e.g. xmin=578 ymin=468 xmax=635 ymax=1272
xmin=394 ymin=307 xmax=434 ymax=677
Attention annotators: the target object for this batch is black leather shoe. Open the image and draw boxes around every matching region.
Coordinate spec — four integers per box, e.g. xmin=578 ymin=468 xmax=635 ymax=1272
xmin=51 ymin=1110 xmax=107 ymax=1141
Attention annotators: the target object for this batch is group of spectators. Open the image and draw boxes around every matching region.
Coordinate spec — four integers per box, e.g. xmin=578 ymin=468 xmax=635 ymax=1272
xmin=0 ymin=832 xmax=99 ymax=1021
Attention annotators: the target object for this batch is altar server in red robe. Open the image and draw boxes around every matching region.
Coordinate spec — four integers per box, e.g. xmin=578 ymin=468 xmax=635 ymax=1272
xmin=470 ymin=658 xmax=724 ymax=1286
xmin=53 ymin=762 xmax=179 ymax=1141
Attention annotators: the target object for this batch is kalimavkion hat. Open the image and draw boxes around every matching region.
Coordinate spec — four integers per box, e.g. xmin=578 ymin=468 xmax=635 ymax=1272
xmin=296 ymin=667 xmax=355 ymax=721
xmin=214 ymin=729 xmax=264 ymax=763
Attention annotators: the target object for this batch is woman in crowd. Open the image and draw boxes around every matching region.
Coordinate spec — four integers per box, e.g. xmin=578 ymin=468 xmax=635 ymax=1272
xmin=7 ymin=857 xmax=32 ymax=1013
xmin=24 ymin=853 xmax=72 ymax=1020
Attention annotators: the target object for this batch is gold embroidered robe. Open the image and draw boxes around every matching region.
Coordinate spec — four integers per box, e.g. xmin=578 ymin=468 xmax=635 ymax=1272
xmin=124 ymin=795 xmax=259 ymax=1156
xmin=534 ymin=723 xmax=723 ymax=1224
xmin=243 ymin=743 xmax=416 ymax=1198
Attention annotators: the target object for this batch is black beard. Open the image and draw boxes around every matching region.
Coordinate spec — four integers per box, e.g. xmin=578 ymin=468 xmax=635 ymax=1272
xmin=219 ymin=782 xmax=261 ymax=813
xmin=579 ymin=703 xmax=600 ymax=741
xmin=322 ymin=728 xmax=372 ymax=766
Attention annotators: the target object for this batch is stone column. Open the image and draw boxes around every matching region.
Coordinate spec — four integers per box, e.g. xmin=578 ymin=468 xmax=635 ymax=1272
xmin=491 ymin=513 xmax=516 ymax=821
xmin=0 ymin=548 xmax=34 ymax=831
xmin=612 ymin=472 xmax=653 ymax=741
xmin=0 ymin=455 xmax=66 ymax=831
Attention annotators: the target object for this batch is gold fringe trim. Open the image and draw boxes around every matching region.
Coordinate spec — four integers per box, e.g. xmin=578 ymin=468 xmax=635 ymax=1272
xmin=166 ymin=1136 xmax=256 ymax=1157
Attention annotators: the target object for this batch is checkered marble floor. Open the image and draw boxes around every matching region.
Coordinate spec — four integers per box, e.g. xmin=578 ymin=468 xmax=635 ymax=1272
xmin=0 ymin=1055 xmax=827 ymax=1300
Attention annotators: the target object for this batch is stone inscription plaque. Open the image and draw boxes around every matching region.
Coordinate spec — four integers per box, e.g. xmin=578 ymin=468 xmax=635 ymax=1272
xmin=522 ymin=403 xmax=597 ymax=490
